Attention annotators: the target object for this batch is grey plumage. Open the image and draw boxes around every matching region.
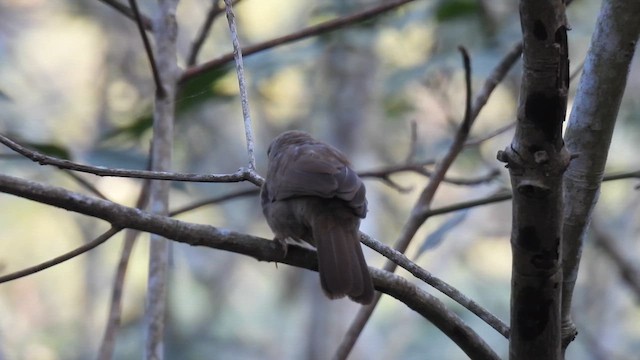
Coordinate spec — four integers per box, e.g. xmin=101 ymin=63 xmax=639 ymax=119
xmin=261 ymin=130 xmax=374 ymax=304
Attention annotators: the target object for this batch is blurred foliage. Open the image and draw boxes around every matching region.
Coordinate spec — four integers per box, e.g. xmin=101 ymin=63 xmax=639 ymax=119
xmin=104 ymin=65 xmax=233 ymax=143
xmin=0 ymin=0 xmax=638 ymax=360
xmin=435 ymin=0 xmax=480 ymax=22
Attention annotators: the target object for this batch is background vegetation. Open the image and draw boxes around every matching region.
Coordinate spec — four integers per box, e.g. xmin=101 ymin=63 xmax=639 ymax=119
xmin=0 ymin=0 xmax=638 ymax=359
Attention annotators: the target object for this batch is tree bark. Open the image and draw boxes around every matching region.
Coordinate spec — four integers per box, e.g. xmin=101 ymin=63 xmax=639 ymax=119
xmin=561 ymin=0 xmax=640 ymax=351
xmin=498 ymin=1 xmax=570 ymax=359
xmin=144 ymin=1 xmax=179 ymax=359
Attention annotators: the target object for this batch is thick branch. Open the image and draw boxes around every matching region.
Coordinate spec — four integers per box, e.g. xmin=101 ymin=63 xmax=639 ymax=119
xmin=561 ymin=0 xmax=640 ymax=350
xmin=0 ymin=173 xmax=497 ymax=359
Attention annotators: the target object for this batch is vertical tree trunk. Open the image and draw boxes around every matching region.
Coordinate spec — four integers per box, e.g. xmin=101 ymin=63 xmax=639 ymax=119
xmin=145 ymin=1 xmax=179 ymax=359
xmin=498 ymin=1 xmax=570 ymax=359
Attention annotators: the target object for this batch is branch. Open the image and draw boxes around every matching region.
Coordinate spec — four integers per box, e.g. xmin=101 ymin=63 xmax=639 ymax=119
xmin=561 ymin=0 xmax=640 ymax=350
xmin=0 ymin=133 xmax=264 ymax=186
xmin=187 ymin=0 xmax=223 ymax=67
xmin=361 ymin=233 xmax=509 ymax=338
xmin=0 ymin=173 xmax=498 ymax=359
xmin=180 ymin=0 xmax=417 ymax=83
xmin=223 ymin=0 xmax=257 ymax=171
xmin=359 ymin=163 xmax=500 ymax=187
xmin=98 ymin=0 xmax=153 ymax=31
xmin=128 ymin=0 xmax=164 ymax=97
xmin=470 ymin=42 xmax=522 ymax=120
xmin=170 ymin=188 xmax=259 ymax=216
xmin=0 ymin=227 xmax=122 ymax=284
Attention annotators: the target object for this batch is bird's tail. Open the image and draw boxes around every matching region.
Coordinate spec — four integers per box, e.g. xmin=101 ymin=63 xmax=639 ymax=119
xmin=312 ymin=214 xmax=374 ymax=304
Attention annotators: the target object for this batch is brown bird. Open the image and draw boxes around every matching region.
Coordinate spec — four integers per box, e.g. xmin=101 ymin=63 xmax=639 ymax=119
xmin=261 ymin=130 xmax=374 ymax=304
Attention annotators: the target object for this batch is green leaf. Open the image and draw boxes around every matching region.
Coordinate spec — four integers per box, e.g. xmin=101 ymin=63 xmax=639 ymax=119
xmin=435 ymin=0 xmax=480 ymax=22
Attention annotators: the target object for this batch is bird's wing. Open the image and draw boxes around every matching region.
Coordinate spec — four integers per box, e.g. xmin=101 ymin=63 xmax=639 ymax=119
xmin=268 ymin=144 xmax=367 ymax=217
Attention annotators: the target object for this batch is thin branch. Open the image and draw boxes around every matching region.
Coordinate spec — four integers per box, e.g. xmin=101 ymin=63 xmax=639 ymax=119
xmin=98 ymin=181 xmax=150 ymax=360
xmin=360 ymin=233 xmax=510 ymax=338
xmin=170 ymin=188 xmax=259 ymax=216
xmin=180 ymin=0 xmax=417 ymax=83
xmin=471 ymin=42 xmax=522 ymax=120
xmin=63 ymin=171 xmax=109 ymax=199
xmin=223 ymin=0 xmax=257 ymax=171
xmin=465 ymin=121 xmax=515 ymax=147
xmin=405 ymin=120 xmax=419 ymax=163
xmin=602 ymin=170 xmax=640 ymax=182
xmin=359 ymin=164 xmax=500 ymax=187
xmin=97 ymin=231 xmax=138 ymax=360
xmin=187 ymin=0 xmax=223 ymax=66
xmin=128 ymin=0 xmax=165 ymax=97
xmin=372 ymin=269 xmax=500 ymax=360
xmin=0 ymin=227 xmax=122 ymax=284
xmin=98 ymin=0 xmax=153 ymax=30
xmin=0 ymin=134 xmax=264 ymax=186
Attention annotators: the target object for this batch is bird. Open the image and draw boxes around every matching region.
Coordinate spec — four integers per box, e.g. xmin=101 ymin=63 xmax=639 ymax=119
xmin=260 ymin=130 xmax=374 ymax=304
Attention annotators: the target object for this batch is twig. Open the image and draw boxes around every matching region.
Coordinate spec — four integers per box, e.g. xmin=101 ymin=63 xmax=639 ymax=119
xmin=128 ymin=0 xmax=165 ymax=97
xmin=97 ymin=231 xmax=138 ymax=360
xmin=360 ymin=233 xmax=510 ymax=338
xmin=0 ymin=133 xmax=264 ymax=186
xmin=98 ymin=0 xmax=153 ymax=30
xmin=187 ymin=0 xmax=223 ymax=66
xmin=359 ymin=163 xmax=500 ymax=187
xmin=405 ymin=120 xmax=418 ymax=163
xmin=63 ymin=171 xmax=109 ymax=199
xmin=465 ymin=121 xmax=515 ymax=147
xmin=0 ymin=227 xmax=122 ymax=284
xmin=180 ymin=0 xmax=417 ymax=83
xmin=187 ymin=0 xmax=245 ymax=66
xmin=170 ymin=188 xmax=258 ymax=216
xmin=470 ymin=42 xmax=522 ymax=120
xmin=98 ymin=181 xmax=150 ymax=360
xmin=223 ymin=0 xmax=257 ymax=171
xmin=602 ymin=170 xmax=640 ymax=182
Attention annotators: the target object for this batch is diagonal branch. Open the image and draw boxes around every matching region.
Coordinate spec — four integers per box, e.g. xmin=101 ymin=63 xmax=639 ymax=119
xmin=0 ymin=227 xmax=122 ymax=284
xmin=361 ymin=233 xmax=509 ymax=338
xmin=128 ymin=0 xmax=165 ymax=97
xmin=180 ymin=0 xmax=418 ymax=83
xmin=98 ymin=0 xmax=153 ymax=30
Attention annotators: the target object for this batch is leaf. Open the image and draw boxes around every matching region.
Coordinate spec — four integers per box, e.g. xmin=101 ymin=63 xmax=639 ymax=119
xmin=435 ymin=0 xmax=480 ymax=22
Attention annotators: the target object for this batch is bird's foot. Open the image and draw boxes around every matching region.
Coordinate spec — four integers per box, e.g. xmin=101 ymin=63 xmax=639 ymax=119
xmin=274 ymin=237 xmax=289 ymax=258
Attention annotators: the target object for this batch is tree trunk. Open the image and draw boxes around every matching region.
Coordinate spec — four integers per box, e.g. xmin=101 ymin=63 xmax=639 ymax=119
xmin=498 ymin=1 xmax=570 ymax=359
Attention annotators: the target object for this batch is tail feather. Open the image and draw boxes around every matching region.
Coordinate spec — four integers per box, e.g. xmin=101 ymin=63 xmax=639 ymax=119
xmin=313 ymin=215 xmax=374 ymax=304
